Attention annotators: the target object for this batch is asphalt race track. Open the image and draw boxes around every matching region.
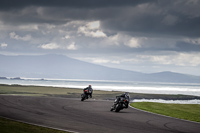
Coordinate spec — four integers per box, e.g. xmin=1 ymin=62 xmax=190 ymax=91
xmin=0 ymin=95 xmax=200 ymax=133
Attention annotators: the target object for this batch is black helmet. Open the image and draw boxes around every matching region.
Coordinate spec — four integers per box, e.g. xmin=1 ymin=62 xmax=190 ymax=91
xmin=125 ymin=92 xmax=129 ymax=95
xmin=124 ymin=92 xmax=130 ymax=97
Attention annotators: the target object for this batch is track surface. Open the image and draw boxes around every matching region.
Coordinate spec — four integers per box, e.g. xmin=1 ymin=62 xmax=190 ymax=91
xmin=0 ymin=95 xmax=200 ymax=133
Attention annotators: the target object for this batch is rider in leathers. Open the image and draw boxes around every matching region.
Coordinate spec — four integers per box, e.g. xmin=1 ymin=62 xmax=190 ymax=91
xmin=83 ymin=85 xmax=93 ymax=98
xmin=114 ymin=92 xmax=130 ymax=108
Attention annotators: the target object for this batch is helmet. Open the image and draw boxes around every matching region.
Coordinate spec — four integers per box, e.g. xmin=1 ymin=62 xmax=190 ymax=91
xmin=89 ymin=85 xmax=91 ymax=87
xmin=124 ymin=92 xmax=130 ymax=98
xmin=125 ymin=92 xmax=129 ymax=95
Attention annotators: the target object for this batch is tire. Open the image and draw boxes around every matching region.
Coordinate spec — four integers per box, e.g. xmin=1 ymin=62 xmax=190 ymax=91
xmin=110 ymin=106 xmax=114 ymax=111
xmin=81 ymin=94 xmax=85 ymax=101
xmin=81 ymin=97 xmax=84 ymax=101
xmin=115 ymin=104 xmax=121 ymax=112
xmin=125 ymin=102 xmax=129 ymax=108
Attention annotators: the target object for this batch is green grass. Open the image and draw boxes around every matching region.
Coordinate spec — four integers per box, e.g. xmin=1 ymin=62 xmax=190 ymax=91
xmin=0 ymin=117 xmax=69 ymax=133
xmin=130 ymin=102 xmax=200 ymax=122
xmin=0 ymin=84 xmax=81 ymax=96
xmin=1 ymin=84 xmax=200 ymax=100
xmin=0 ymin=84 xmax=126 ymax=99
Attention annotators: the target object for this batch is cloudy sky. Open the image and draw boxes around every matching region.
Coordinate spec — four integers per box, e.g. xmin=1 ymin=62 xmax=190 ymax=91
xmin=0 ymin=0 xmax=200 ymax=75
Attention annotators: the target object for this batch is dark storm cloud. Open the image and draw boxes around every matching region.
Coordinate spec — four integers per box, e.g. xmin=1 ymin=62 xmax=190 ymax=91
xmin=1 ymin=0 xmax=200 ymax=38
xmin=0 ymin=0 xmax=152 ymax=24
xmin=0 ymin=0 xmax=152 ymax=10
xmin=101 ymin=0 xmax=200 ymax=38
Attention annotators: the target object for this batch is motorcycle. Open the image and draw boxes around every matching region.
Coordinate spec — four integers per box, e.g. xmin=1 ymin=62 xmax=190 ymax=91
xmin=81 ymin=89 xmax=92 ymax=101
xmin=110 ymin=96 xmax=129 ymax=112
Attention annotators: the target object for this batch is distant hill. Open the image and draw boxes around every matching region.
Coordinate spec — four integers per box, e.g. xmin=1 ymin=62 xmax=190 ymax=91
xmin=0 ymin=54 xmax=200 ymax=83
xmin=145 ymin=71 xmax=200 ymax=83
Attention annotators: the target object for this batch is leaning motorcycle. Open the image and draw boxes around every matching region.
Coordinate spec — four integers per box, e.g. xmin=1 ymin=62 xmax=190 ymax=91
xmin=110 ymin=96 xmax=129 ymax=112
xmin=81 ymin=89 xmax=92 ymax=101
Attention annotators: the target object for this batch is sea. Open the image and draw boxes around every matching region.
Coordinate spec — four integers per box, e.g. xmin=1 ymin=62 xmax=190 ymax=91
xmin=1 ymin=77 xmax=200 ymax=104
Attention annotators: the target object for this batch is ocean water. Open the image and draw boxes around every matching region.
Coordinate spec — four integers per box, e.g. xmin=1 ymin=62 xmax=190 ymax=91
xmin=132 ymin=99 xmax=200 ymax=104
xmin=1 ymin=77 xmax=200 ymax=104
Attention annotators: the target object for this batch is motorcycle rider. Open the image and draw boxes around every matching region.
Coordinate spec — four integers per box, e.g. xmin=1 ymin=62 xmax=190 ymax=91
xmin=83 ymin=85 xmax=93 ymax=98
xmin=114 ymin=92 xmax=130 ymax=108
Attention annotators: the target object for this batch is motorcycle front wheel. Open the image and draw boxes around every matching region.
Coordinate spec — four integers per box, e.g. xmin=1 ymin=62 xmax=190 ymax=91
xmin=110 ymin=106 xmax=114 ymax=111
xmin=115 ymin=103 xmax=121 ymax=112
xmin=81 ymin=94 xmax=85 ymax=101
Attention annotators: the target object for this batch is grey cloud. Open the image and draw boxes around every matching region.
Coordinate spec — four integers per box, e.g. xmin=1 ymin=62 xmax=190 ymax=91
xmin=101 ymin=1 xmax=200 ymax=38
xmin=1 ymin=0 xmax=200 ymax=62
xmin=176 ymin=42 xmax=200 ymax=52
xmin=1 ymin=0 xmax=200 ymax=38
xmin=0 ymin=0 xmax=152 ymax=10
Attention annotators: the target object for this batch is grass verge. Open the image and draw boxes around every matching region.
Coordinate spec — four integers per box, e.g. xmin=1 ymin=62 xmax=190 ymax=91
xmin=0 ymin=117 xmax=69 ymax=133
xmin=130 ymin=102 xmax=200 ymax=123
xmin=1 ymin=84 xmax=200 ymax=100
